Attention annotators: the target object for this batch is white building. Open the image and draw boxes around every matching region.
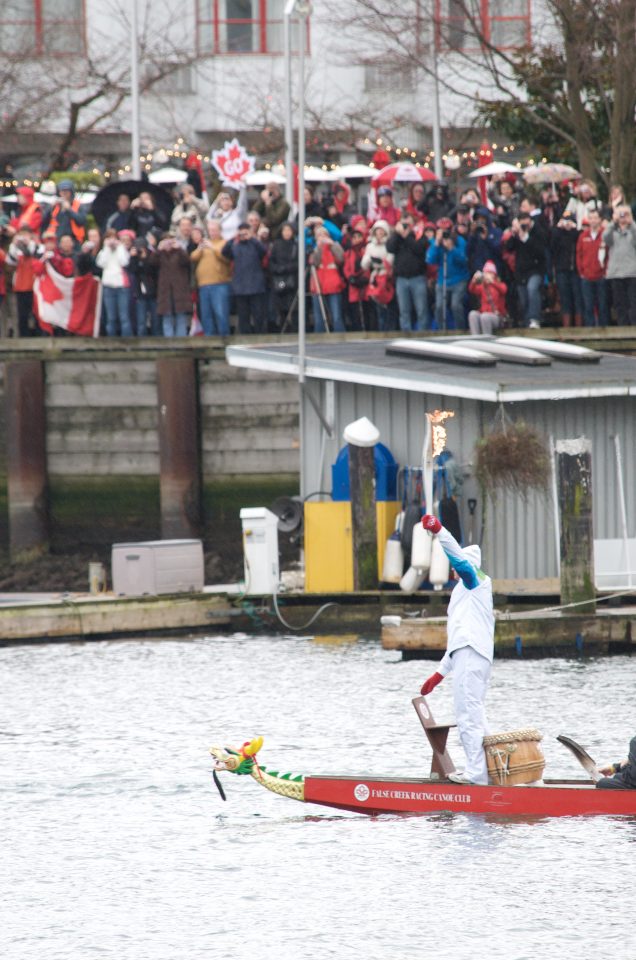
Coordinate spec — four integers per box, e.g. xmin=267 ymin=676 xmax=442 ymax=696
xmin=0 ymin=0 xmax=550 ymax=165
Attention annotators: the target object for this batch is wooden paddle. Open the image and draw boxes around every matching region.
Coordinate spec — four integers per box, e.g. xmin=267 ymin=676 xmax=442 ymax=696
xmin=557 ymin=734 xmax=603 ymax=782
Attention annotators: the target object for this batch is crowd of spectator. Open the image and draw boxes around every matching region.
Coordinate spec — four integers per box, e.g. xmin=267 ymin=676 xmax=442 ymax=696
xmin=2 ymin=169 xmax=636 ymax=337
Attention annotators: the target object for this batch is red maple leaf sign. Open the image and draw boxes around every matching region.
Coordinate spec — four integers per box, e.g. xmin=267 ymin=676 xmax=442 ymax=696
xmin=211 ymin=138 xmax=255 ymax=185
xmin=39 ymin=269 xmax=64 ymax=305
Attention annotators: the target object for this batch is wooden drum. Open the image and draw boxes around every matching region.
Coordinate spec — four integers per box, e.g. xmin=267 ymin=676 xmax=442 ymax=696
xmin=483 ymin=728 xmax=545 ymax=785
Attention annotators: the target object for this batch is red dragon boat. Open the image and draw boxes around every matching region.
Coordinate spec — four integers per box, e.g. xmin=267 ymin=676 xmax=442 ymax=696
xmin=210 ymin=697 xmax=636 ymax=818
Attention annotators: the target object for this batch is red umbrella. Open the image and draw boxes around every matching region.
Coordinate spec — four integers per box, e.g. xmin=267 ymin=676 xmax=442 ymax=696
xmin=371 ymin=162 xmax=438 ymax=186
xmin=477 ymin=141 xmax=494 ymax=205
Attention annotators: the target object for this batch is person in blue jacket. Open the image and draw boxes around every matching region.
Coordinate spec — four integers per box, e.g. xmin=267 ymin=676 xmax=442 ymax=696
xmin=419 ymin=514 xmax=495 ymax=785
xmin=222 ymin=223 xmax=268 ymax=334
xmin=426 ymin=219 xmax=470 ymax=329
xmin=466 ymin=207 xmax=503 ymax=274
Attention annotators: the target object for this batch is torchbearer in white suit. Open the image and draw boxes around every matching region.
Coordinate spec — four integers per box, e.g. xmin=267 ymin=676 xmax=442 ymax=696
xmin=419 ymin=514 xmax=495 ymax=785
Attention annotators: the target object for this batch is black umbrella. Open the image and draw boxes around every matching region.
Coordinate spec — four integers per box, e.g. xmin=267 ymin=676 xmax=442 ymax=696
xmin=91 ymin=179 xmax=174 ymax=231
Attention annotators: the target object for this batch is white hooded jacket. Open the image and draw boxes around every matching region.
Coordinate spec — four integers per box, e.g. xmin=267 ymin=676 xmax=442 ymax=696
xmin=436 ymin=527 xmax=495 ymax=674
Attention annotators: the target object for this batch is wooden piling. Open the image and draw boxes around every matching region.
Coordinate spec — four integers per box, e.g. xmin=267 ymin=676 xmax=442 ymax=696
xmin=156 ymin=358 xmax=203 ymax=540
xmin=348 ymin=443 xmax=377 ymax=590
xmin=556 ymin=437 xmax=595 ymax=612
xmin=5 ymin=360 xmax=50 ymax=562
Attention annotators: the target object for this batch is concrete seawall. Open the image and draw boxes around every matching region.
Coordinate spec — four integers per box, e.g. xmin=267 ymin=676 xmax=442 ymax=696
xmin=0 ymin=339 xmax=300 ymax=481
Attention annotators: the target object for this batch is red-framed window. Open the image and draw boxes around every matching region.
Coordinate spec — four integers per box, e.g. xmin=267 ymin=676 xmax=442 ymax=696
xmin=434 ymin=0 xmax=531 ymax=52
xmin=0 ymin=0 xmax=86 ymax=56
xmin=196 ymin=0 xmax=310 ymax=55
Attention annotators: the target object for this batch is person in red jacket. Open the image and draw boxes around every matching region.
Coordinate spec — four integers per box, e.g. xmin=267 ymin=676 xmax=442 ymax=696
xmin=0 ymin=245 xmax=6 ymax=332
xmin=33 ymin=231 xmax=76 ymax=278
xmin=310 ymin=226 xmax=346 ymax=332
xmin=343 ymin=222 xmax=372 ymax=330
xmin=576 ymin=208 xmax=609 ymax=326
xmin=467 ymin=260 xmax=507 ymax=334
xmin=368 ymin=186 xmax=401 ymax=228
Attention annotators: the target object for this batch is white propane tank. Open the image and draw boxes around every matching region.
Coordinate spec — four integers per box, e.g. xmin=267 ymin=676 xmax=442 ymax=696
xmin=382 ymin=531 xmax=404 ymax=583
xmin=410 ymin=522 xmax=432 ymax=574
xmin=429 ymin=536 xmax=450 ymax=591
xmin=399 ymin=565 xmax=423 ymax=594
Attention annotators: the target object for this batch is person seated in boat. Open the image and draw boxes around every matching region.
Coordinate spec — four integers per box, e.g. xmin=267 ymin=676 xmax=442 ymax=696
xmin=596 ymin=737 xmax=636 ymax=790
xmin=418 ymin=515 xmax=494 ymax=786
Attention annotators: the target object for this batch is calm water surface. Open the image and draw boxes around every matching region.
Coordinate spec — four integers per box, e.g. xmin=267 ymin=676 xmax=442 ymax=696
xmin=1 ymin=634 xmax=634 ymax=960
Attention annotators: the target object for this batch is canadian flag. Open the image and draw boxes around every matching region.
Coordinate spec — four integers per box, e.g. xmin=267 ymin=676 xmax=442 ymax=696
xmin=33 ymin=263 xmax=102 ymax=337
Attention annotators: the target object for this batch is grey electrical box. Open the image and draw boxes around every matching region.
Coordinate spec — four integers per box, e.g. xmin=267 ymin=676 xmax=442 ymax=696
xmin=111 ymin=539 xmax=204 ymax=596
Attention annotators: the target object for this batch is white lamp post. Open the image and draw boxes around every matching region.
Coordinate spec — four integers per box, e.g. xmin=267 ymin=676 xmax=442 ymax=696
xmin=283 ymin=11 xmax=294 ymax=208
xmin=130 ymin=0 xmax=141 ymax=180
xmin=284 ymin=0 xmax=311 ymax=498
xmin=431 ymin=12 xmax=443 ymax=181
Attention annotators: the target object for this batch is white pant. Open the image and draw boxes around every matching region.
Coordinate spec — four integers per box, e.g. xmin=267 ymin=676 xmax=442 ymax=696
xmin=468 ymin=310 xmax=500 ymax=335
xmin=450 ymin=646 xmax=492 ymax=784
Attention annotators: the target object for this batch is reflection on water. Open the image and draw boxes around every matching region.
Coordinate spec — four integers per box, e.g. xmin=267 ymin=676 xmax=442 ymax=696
xmin=0 ymin=635 xmax=635 ymax=960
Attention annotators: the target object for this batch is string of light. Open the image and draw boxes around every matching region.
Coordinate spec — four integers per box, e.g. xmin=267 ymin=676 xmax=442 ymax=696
xmin=0 ymin=137 xmax=550 ymax=189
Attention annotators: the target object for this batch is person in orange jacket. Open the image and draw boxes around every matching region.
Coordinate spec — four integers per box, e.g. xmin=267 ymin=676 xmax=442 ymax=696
xmin=7 ymin=226 xmax=43 ymax=336
xmin=40 ymin=179 xmax=87 ymax=249
xmin=7 ymin=186 xmax=42 ymax=238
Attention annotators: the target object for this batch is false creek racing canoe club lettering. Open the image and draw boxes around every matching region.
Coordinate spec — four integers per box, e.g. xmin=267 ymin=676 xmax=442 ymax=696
xmin=353 ymin=783 xmax=471 ymax=804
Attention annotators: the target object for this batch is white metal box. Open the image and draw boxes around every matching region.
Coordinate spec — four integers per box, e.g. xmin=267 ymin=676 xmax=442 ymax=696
xmin=111 ymin=539 xmax=204 ymax=596
xmin=239 ymin=507 xmax=280 ymax=594
xmin=594 ymin=537 xmax=636 ymax=589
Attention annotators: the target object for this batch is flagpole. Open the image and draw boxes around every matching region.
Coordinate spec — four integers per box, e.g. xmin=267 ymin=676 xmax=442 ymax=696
xmin=130 ymin=0 xmax=141 ymax=180
xmin=283 ymin=9 xmax=294 ymax=208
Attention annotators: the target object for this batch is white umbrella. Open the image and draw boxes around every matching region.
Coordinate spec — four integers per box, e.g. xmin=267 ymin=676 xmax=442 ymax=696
xmin=523 ymin=162 xmax=581 ymax=184
xmin=336 ymin=163 xmax=375 ymax=180
xmin=245 ymin=170 xmax=286 ymax=186
xmin=2 ymin=191 xmax=95 ymax=205
xmin=148 ymin=166 xmax=188 ymax=184
xmin=467 ymin=161 xmax=520 ymax=178
xmin=303 ymin=166 xmax=340 ymax=182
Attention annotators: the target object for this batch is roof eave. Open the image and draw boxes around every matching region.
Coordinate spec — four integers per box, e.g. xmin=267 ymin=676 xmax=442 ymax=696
xmin=225 ymin=346 xmax=636 ymax=404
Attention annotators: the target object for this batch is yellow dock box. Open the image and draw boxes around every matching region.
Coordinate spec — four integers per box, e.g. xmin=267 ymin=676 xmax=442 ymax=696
xmin=304 ymin=501 xmax=402 ymax=593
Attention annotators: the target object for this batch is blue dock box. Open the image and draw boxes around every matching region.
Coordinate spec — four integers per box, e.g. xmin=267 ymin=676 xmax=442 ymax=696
xmin=331 ymin=443 xmax=398 ymax=502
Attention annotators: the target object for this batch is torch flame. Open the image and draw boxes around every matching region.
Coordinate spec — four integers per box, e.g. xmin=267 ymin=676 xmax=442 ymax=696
xmin=427 ymin=409 xmax=455 ymax=457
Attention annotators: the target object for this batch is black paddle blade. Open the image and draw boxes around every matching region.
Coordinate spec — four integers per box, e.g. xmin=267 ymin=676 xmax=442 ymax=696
xmin=557 ymin=734 xmax=602 ymax=782
xmin=212 ymin=769 xmax=227 ymax=801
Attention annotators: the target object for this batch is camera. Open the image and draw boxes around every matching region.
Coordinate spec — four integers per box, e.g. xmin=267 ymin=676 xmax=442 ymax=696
xmin=442 ymin=230 xmax=451 ymax=240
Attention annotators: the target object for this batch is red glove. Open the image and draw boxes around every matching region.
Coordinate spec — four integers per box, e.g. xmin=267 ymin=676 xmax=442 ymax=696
xmin=422 ymin=514 xmax=442 ymax=534
xmin=420 ymin=672 xmax=444 ymax=696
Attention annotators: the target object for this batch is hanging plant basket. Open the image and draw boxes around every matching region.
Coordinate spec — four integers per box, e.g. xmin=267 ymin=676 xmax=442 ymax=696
xmin=475 ymin=416 xmax=550 ymax=498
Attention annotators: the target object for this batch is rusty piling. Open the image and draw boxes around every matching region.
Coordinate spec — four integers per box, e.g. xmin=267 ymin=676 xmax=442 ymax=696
xmin=5 ymin=360 xmax=50 ymax=562
xmin=156 ymin=357 xmax=203 ymax=540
